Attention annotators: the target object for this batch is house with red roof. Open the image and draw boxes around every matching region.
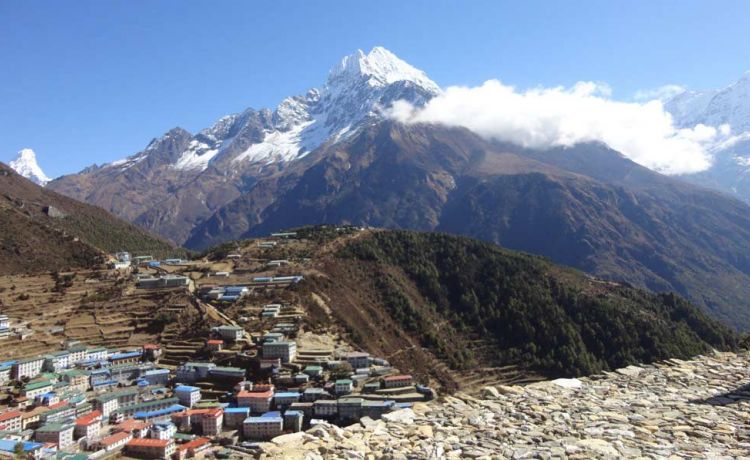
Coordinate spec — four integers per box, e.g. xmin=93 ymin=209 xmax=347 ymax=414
xmin=237 ymin=390 xmax=272 ymax=413
xmin=97 ymin=430 xmax=132 ymax=453
xmin=177 ymin=437 xmax=211 ymax=458
xmin=383 ymin=374 xmax=413 ymax=388
xmin=126 ymin=437 xmax=175 ymax=459
xmin=0 ymin=410 xmax=22 ymax=432
xmin=206 ymin=340 xmax=223 ymax=352
xmin=74 ymin=409 xmax=102 ymax=441
xmin=115 ymin=419 xmax=152 ymax=438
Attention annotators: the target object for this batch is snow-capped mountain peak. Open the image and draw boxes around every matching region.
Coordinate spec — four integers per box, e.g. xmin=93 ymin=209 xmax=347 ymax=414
xmin=162 ymin=46 xmax=442 ymax=170
xmin=328 ymin=47 xmax=441 ymax=94
xmin=9 ymin=148 xmax=51 ymax=186
xmin=99 ymin=47 xmax=441 ymax=173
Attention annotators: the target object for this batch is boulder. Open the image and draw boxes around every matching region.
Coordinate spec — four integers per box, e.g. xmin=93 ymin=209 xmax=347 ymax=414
xmin=271 ymin=432 xmax=306 ymax=446
xmin=615 ymin=365 xmax=644 ymax=377
xmin=497 ymin=385 xmax=525 ymax=395
xmin=551 ymin=378 xmax=583 ymax=389
xmin=43 ymin=205 xmax=66 ymax=218
xmin=576 ymin=439 xmax=619 ymax=456
xmin=481 ymin=386 xmax=501 ymax=399
xmin=383 ymin=408 xmax=415 ymax=424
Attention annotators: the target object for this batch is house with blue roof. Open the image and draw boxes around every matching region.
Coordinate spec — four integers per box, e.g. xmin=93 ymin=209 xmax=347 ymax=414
xmin=0 ymin=439 xmax=43 ymax=457
xmin=133 ymin=404 xmax=186 ymax=422
xmin=109 ymin=351 xmax=142 ymax=366
xmin=174 ymin=385 xmax=202 ymax=408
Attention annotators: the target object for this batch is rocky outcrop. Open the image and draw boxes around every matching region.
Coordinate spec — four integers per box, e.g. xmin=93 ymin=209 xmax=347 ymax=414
xmin=256 ymin=351 xmax=750 ymax=459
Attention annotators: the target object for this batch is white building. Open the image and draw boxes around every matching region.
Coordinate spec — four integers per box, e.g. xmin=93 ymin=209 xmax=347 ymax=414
xmin=85 ymin=347 xmax=108 ymax=361
xmin=35 ymin=423 xmax=75 ymax=448
xmin=215 ymin=325 xmax=245 ymax=342
xmin=262 ymin=341 xmax=297 ymax=363
xmin=66 ymin=346 xmax=87 ymax=365
xmin=12 ymin=356 xmax=44 ymax=380
xmin=149 ymin=422 xmax=177 ymax=440
xmin=243 ymin=413 xmax=283 ymax=440
xmin=0 ymin=411 xmax=22 ymax=432
xmin=201 ymin=409 xmax=223 ymax=436
xmin=43 ymin=351 xmax=70 ymax=372
xmin=74 ymin=410 xmax=102 ymax=442
xmin=93 ymin=396 xmax=120 ymax=418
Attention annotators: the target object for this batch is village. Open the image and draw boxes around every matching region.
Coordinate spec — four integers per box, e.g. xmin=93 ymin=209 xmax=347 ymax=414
xmin=0 ymin=229 xmax=435 ymax=459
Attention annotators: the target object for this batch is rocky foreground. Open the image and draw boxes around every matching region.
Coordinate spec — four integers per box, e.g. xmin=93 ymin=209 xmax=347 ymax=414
xmin=255 ymin=351 xmax=750 ymax=459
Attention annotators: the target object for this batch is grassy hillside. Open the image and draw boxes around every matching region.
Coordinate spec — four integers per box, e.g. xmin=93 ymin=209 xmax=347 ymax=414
xmin=0 ymin=163 xmax=183 ymax=274
xmin=334 ymin=230 xmax=736 ymax=378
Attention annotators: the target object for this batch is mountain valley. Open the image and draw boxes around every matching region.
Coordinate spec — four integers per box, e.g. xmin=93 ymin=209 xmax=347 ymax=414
xmin=31 ymin=48 xmax=750 ymax=333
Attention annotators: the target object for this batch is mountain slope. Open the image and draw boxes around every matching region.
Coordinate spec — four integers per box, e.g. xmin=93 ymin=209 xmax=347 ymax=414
xmin=268 ymin=228 xmax=737 ymax=384
xmin=187 ymin=122 xmax=750 ymax=330
xmin=0 ymin=162 xmax=180 ymax=274
xmin=9 ymin=149 xmax=51 ymax=186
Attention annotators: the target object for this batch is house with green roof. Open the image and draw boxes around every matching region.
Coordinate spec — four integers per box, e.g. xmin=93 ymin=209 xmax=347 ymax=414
xmin=22 ymin=380 xmax=53 ymax=398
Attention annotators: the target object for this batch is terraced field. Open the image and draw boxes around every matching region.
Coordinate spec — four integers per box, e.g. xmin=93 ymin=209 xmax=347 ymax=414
xmin=0 ymin=269 xmax=205 ymax=360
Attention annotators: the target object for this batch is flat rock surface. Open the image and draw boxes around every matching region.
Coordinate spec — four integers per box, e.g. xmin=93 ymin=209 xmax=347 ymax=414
xmin=257 ymin=351 xmax=750 ymax=459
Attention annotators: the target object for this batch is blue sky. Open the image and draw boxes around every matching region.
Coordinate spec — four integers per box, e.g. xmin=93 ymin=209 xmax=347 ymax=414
xmin=1 ymin=0 xmax=749 ymax=178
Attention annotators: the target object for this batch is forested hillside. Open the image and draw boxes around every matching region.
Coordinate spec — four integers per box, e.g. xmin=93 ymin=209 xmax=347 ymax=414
xmin=333 ymin=230 xmax=736 ymax=378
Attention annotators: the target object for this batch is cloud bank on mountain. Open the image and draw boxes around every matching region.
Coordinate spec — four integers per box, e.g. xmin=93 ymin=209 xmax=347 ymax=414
xmin=388 ymin=80 xmax=722 ymax=175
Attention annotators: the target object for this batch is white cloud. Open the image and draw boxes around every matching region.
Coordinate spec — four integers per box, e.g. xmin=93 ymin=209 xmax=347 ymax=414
xmin=733 ymin=155 xmax=750 ymax=167
xmin=389 ymin=80 xmax=723 ymax=175
xmin=633 ymin=84 xmax=686 ymax=102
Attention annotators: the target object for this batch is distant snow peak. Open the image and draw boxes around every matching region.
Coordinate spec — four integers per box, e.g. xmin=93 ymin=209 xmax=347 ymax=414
xmin=9 ymin=148 xmax=51 ymax=186
xmin=666 ymin=70 xmax=750 ymax=132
